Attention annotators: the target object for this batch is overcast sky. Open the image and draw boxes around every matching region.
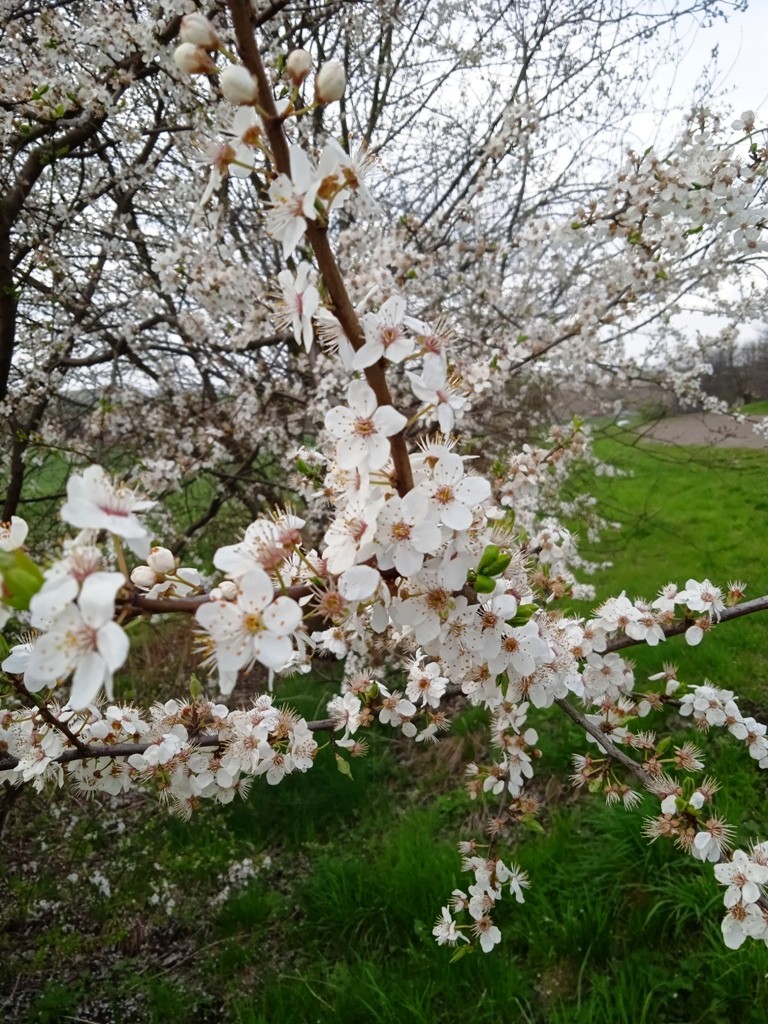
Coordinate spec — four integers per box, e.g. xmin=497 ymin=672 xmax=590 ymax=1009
xmin=668 ymin=1 xmax=768 ymax=122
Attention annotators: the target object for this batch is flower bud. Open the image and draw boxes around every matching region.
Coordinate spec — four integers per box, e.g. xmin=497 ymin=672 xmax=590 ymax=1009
xmin=286 ymin=48 xmax=312 ymax=86
xmin=147 ymin=546 xmax=176 ymax=574
xmin=315 ymin=60 xmax=346 ymax=104
xmin=210 ymin=580 xmax=238 ymax=601
xmin=131 ymin=565 xmax=159 ymax=589
xmin=173 ymin=42 xmax=216 ymax=76
xmin=180 ymin=13 xmax=220 ymax=50
xmin=220 ymin=65 xmax=259 ymax=105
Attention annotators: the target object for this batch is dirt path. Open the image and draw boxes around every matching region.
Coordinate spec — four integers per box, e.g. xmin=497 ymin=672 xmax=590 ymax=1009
xmin=638 ymin=412 xmax=768 ymax=449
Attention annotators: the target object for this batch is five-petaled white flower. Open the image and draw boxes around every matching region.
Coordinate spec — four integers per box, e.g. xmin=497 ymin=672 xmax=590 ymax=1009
xmin=266 ymin=144 xmax=321 ymax=259
xmin=276 ymin=261 xmax=320 ymax=351
xmin=324 ymin=379 xmax=406 ymax=472
xmin=24 ymin=572 xmax=129 ymax=709
xmin=60 ymin=466 xmax=154 ymax=558
xmin=196 ymin=568 xmax=302 ymax=677
xmin=353 ymin=295 xmax=421 ymax=369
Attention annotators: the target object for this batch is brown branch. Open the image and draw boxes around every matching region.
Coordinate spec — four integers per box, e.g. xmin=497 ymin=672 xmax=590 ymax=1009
xmin=604 ymin=595 xmax=768 ymax=653
xmin=226 ymin=0 xmax=414 ymax=496
xmin=0 ymin=718 xmax=337 ymax=771
xmin=554 ymin=696 xmax=653 ymax=787
xmin=7 ymin=677 xmax=89 ymax=754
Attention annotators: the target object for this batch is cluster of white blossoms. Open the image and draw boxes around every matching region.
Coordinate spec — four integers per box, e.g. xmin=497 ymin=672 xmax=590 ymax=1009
xmin=0 ymin=693 xmax=316 ymax=817
xmin=2 ymin=11 xmax=768 ymax=959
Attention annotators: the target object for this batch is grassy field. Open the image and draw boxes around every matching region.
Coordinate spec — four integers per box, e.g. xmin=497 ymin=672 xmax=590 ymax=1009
xmin=2 ymin=429 xmax=768 ymax=1023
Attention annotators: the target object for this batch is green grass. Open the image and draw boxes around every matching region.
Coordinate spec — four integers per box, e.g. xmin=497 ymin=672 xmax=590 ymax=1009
xmin=3 ymin=428 xmax=768 ymax=1022
xmin=563 ymin=428 xmax=768 ymax=701
xmin=739 ymin=399 xmax=768 ymax=416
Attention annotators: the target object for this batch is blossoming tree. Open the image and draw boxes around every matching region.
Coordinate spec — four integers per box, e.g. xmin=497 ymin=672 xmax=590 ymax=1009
xmin=2 ymin=0 xmax=768 ymax=957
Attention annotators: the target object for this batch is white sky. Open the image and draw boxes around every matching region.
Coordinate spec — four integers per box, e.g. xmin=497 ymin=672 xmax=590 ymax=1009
xmin=625 ymin=2 xmax=768 ymax=355
xmin=696 ymin=1 xmax=768 ymax=114
xmin=648 ymin=1 xmax=768 ymax=136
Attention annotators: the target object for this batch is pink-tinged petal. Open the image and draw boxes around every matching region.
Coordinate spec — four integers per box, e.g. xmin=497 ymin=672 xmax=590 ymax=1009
xmin=339 ymin=565 xmax=380 ymax=600
xmin=78 ymin=572 xmax=124 ymax=627
xmin=373 ymin=405 xmax=407 ymax=437
xmin=68 ymin=651 xmax=106 ymax=710
xmin=97 ymin=621 xmax=130 ymax=672
xmin=263 ymin=596 xmax=302 ymax=636
xmin=252 ymin=633 xmax=292 ymax=670
xmin=347 ymin=379 xmax=377 ymax=416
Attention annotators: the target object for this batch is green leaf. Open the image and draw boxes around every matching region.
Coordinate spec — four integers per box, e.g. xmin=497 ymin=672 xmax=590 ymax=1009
xmin=335 ymin=754 xmax=354 ymax=780
xmin=484 ymin=552 xmax=512 ymax=576
xmin=474 ymin=573 xmax=496 ymax=594
xmin=509 ymin=604 xmax=537 ymax=626
xmin=477 ymin=544 xmax=500 ymax=574
xmin=0 ymin=550 xmax=44 ymax=610
xmin=450 ymin=943 xmax=474 ymax=963
xmin=520 ymin=816 xmax=545 ymax=834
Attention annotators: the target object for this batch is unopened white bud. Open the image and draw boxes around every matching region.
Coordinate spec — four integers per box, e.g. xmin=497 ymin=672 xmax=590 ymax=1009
xmin=173 ymin=42 xmax=216 ymax=76
xmin=147 ymin=546 xmax=176 ymax=574
xmin=286 ymin=48 xmax=312 ymax=86
xmin=314 ymin=60 xmax=345 ymax=104
xmin=180 ymin=13 xmax=220 ymax=50
xmin=220 ymin=66 xmax=259 ymax=105
xmin=131 ymin=566 xmax=159 ymax=589
xmin=210 ymin=580 xmax=238 ymax=601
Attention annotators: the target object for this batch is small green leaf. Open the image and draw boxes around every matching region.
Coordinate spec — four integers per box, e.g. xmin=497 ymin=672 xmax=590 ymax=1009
xmin=450 ymin=943 xmax=474 ymax=963
xmin=474 ymin=573 xmax=496 ymax=594
xmin=477 ymin=544 xmax=500 ymax=574
xmin=335 ymin=754 xmax=354 ymax=780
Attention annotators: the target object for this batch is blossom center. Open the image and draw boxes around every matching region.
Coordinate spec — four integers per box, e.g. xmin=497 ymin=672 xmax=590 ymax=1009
xmin=244 ymin=612 xmax=265 ymax=634
xmin=391 ymin=520 xmax=412 ymax=542
xmin=380 ymin=325 xmax=402 ymax=348
xmin=354 ymin=416 xmax=376 ymax=437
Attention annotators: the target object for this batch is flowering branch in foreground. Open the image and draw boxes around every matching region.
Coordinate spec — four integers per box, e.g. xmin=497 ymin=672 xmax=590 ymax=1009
xmin=2 ymin=3 xmax=768 ymax=960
